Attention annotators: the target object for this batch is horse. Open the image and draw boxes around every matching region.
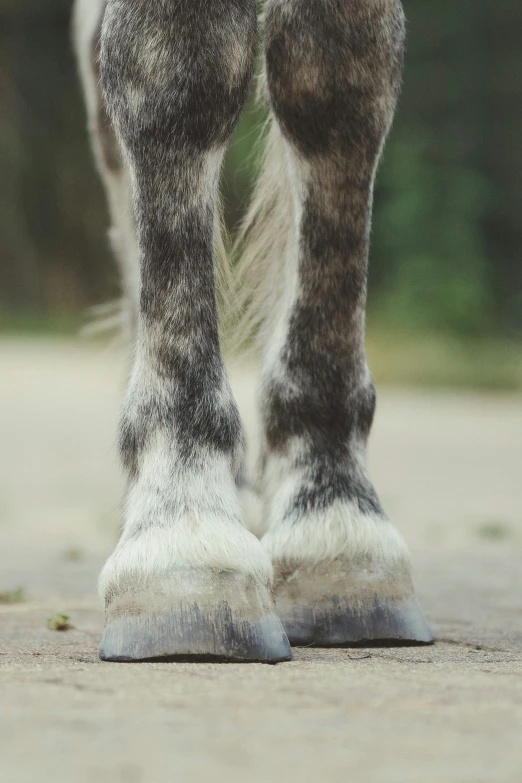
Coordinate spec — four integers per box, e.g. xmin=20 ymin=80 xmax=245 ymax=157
xmin=72 ymin=0 xmax=433 ymax=663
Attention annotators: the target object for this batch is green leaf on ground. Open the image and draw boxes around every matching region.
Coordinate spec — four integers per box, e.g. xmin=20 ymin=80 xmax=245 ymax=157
xmin=47 ymin=614 xmax=74 ymax=632
xmin=0 ymin=587 xmax=26 ymax=604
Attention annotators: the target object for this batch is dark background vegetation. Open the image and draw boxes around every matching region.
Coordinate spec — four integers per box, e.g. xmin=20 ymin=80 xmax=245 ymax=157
xmin=1 ymin=1 xmax=521 ymax=368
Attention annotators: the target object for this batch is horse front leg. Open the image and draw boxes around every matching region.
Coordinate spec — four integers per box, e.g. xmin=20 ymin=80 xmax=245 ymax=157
xmin=97 ymin=0 xmax=291 ymax=663
xmin=259 ymin=0 xmax=434 ymax=646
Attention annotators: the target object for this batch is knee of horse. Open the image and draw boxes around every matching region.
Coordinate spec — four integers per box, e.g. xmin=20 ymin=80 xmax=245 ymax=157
xmin=100 ymin=0 xmax=258 ymax=156
xmin=264 ymin=0 xmax=406 ymax=159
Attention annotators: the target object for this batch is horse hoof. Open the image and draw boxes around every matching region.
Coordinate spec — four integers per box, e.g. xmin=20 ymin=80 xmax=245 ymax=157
xmin=99 ymin=571 xmax=292 ymax=663
xmin=274 ymin=560 xmax=434 ymax=647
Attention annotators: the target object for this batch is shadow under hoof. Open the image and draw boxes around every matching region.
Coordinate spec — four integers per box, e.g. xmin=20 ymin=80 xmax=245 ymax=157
xmin=278 ymin=597 xmax=435 ymax=648
xmin=100 ymin=602 xmax=292 ymax=664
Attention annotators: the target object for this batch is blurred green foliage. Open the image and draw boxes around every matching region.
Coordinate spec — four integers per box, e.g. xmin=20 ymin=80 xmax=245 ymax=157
xmin=0 ymin=0 xmax=521 ymax=341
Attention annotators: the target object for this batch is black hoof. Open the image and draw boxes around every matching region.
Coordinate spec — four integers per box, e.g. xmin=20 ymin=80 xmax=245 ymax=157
xmin=100 ymin=571 xmax=292 ymax=664
xmin=274 ymin=560 xmax=435 ymax=647
xmin=279 ymin=596 xmax=434 ymax=647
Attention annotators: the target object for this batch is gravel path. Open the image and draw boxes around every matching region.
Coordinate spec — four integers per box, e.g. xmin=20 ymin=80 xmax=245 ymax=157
xmin=1 ymin=339 xmax=521 ymax=783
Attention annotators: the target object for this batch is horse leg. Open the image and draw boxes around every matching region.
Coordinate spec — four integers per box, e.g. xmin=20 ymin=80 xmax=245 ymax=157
xmin=95 ymin=0 xmax=291 ymax=663
xmin=73 ymin=0 xmax=138 ymax=338
xmin=258 ymin=0 xmax=433 ymax=645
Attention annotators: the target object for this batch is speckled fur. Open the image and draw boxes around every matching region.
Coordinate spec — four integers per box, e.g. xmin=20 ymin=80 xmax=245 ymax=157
xmin=240 ymin=1 xmax=411 ymax=577
xmin=74 ymin=0 xmax=430 ymax=653
xmin=91 ymin=0 xmax=278 ymax=613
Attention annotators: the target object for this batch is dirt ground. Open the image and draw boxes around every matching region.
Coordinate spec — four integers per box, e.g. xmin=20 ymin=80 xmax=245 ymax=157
xmin=1 ymin=339 xmax=522 ymax=783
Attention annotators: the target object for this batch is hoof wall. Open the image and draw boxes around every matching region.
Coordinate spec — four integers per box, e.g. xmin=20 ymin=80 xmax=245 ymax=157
xmin=100 ymin=573 xmax=292 ymax=663
xmin=100 ymin=608 xmax=292 ymax=663
xmin=279 ymin=596 xmax=434 ymax=647
xmin=274 ymin=560 xmax=435 ymax=647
